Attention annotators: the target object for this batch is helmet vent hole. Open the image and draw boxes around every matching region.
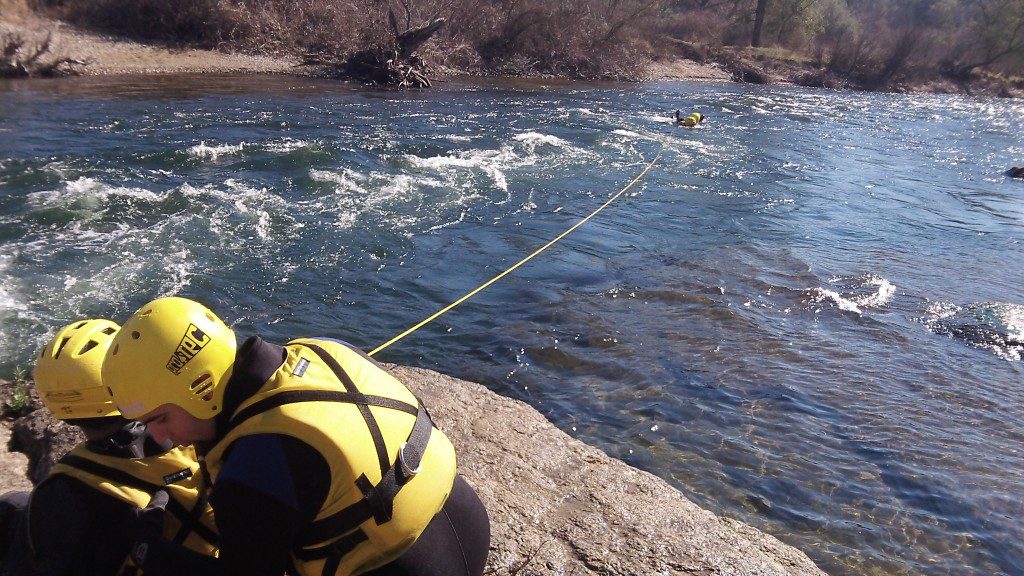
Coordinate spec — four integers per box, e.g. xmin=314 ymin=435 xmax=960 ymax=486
xmin=54 ymin=337 xmax=70 ymax=360
xmin=205 ymin=312 xmax=216 ymax=323
xmin=131 ymin=331 xmax=141 ymax=340
xmin=111 ymin=344 xmax=119 ymax=356
xmin=106 ymin=387 xmax=114 ymax=397
xmin=139 ymin=309 xmax=153 ymax=317
xmin=190 ymin=374 xmax=214 ymax=399
xmin=101 ymin=327 xmax=116 ymax=335
xmin=74 ymin=321 xmax=87 ymax=329
xmin=78 ymin=340 xmax=99 ymax=355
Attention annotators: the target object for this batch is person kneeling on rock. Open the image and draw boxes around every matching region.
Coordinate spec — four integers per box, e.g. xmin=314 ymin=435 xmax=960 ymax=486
xmin=102 ymin=296 xmax=491 ymax=576
xmin=0 ymin=319 xmax=218 ymax=575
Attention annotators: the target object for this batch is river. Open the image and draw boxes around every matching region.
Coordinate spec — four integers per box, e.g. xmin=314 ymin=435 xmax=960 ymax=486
xmin=1 ymin=75 xmax=1022 ymax=575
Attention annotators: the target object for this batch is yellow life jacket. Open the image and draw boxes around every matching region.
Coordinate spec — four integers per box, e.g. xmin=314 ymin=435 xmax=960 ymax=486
xmin=43 ymin=443 xmax=219 ymax=574
xmin=203 ymin=338 xmax=457 ymax=576
xmin=680 ymin=112 xmax=703 ymax=127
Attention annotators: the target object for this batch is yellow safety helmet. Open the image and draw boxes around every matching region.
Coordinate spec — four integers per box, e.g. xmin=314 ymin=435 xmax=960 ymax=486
xmin=35 ymin=319 xmax=122 ymax=420
xmin=103 ymin=297 xmax=237 ymax=419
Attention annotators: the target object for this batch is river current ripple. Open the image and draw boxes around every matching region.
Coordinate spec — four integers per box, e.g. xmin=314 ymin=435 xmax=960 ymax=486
xmin=1 ymin=76 xmax=1022 ymax=575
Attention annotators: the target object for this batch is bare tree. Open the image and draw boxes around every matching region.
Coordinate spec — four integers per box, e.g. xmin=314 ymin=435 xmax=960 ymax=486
xmin=949 ymin=0 xmax=1024 ymax=75
xmin=751 ymin=0 xmax=769 ymax=46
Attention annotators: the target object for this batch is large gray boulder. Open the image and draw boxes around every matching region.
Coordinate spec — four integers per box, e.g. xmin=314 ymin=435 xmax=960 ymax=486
xmin=4 ymin=368 xmax=827 ymax=575
xmin=394 ymin=365 xmax=826 ymax=576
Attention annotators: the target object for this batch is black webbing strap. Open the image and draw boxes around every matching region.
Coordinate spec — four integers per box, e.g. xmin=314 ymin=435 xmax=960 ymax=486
xmin=302 ymin=343 xmax=392 ymax=476
xmin=298 ymin=405 xmax=432 ymax=547
xmin=172 ymin=488 xmax=216 ymax=546
xmin=58 ymin=455 xmax=219 ymax=547
xmin=292 ymin=528 xmax=369 ymax=562
xmin=226 ymin=390 xmax=419 ymax=434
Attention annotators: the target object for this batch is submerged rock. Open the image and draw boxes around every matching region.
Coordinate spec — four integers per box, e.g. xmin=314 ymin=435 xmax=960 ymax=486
xmin=1007 ymin=166 xmax=1024 ymax=178
xmin=5 ymin=367 xmax=827 ymax=575
xmin=930 ymin=302 xmax=1024 ymax=355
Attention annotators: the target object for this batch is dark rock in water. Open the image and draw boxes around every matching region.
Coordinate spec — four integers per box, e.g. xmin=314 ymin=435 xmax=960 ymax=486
xmin=744 ymin=493 xmax=773 ymax=514
xmin=931 ymin=302 xmax=1024 ymax=354
xmin=1007 ymin=166 xmax=1024 ymax=178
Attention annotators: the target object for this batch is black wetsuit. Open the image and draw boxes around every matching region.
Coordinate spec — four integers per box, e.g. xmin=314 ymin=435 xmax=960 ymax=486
xmin=141 ymin=336 xmax=489 ymax=576
xmin=0 ymin=424 xmax=170 ymax=576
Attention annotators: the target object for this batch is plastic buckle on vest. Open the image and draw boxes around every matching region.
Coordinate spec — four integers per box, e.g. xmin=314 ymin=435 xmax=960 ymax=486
xmin=398 ymin=442 xmax=421 ymax=478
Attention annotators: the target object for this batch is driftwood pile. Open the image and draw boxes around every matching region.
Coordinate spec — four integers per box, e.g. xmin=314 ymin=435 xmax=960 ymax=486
xmin=304 ymin=11 xmax=444 ymax=88
xmin=1 ymin=33 xmax=87 ymax=78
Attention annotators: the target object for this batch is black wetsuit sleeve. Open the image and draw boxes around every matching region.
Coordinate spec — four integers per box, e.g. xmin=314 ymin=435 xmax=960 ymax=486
xmin=24 ymin=478 xmax=132 ymax=576
xmin=210 ymin=433 xmax=331 ymax=576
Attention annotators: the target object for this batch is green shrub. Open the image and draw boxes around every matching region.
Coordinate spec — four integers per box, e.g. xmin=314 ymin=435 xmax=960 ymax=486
xmin=4 ymin=366 xmax=32 ymax=417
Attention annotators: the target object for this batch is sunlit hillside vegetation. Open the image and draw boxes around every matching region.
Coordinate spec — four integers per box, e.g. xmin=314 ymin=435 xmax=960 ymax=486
xmin=33 ymin=0 xmax=1024 ymax=89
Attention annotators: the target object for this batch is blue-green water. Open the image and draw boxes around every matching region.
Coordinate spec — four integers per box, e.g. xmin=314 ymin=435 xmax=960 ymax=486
xmin=1 ymin=75 xmax=1023 ymax=575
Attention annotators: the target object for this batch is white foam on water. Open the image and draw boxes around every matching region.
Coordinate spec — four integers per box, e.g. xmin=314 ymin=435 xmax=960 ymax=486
xmin=378 ymin=174 xmax=425 ymax=202
xmin=674 ymin=139 xmax=722 ymax=157
xmin=809 ymin=287 xmax=863 ymax=314
xmin=221 ymin=179 xmax=285 ymax=241
xmin=855 ymin=276 xmax=896 ymax=308
xmin=612 ymin=129 xmax=643 ymax=138
xmin=177 ymin=179 xmax=291 ymax=243
xmin=187 ymin=141 xmax=246 ymax=160
xmin=309 ymin=167 xmax=460 ymax=230
xmin=42 ymin=161 xmax=72 ymax=179
xmin=925 ymin=301 xmax=960 ymax=319
xmin=404 ymin=146 xmax=517 ymax=192
xmin=512 ymin=132 xmax=567 ymax=148
xmin=159 ymin=249 xmax=194 ymax=296
xmin=310 ymin=168 xmax=367 ymax=193
xmin=808 ymin=274 xmax=896 ymax=315
xmin=264 ymin=138 xmax=313 ymax=153
xmin=444 ymin=135 xmax=472 ymax=142
xmin=28 ymin=177 xmax=162 ymax=213
xmin=0 ymin=255 xmax=19 ymax=315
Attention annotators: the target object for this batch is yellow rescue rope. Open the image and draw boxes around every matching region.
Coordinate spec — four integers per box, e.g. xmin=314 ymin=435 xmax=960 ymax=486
xmin=368 ymin=148 xmax=663 ymax=357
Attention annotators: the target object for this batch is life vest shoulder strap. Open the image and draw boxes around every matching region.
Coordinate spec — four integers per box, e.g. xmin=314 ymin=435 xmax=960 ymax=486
xmin=54 ymin=454 xmax=218 ymax=548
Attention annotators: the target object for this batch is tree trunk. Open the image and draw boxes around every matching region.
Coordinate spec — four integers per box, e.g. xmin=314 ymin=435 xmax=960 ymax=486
xmin=752 ymin=0 xmax=769 ymax=47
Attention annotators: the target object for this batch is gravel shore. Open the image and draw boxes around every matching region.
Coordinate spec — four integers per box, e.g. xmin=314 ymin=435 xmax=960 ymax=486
xmin=2 ymin=12 xmax=301 ymax=76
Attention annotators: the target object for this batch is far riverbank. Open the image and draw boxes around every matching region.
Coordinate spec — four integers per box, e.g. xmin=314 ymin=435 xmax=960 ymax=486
xmin=4 ymin=7 xmax=1018 ymax=97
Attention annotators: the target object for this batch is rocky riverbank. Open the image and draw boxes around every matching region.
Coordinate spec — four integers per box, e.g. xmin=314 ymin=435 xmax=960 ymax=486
xmin=1 ymin=366 xmax=828 ymax=575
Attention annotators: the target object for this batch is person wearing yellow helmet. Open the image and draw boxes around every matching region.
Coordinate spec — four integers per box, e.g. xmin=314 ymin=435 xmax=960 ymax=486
xmin=0 ymin=319 xmax=218 ymax=576
xmin=103 ymin=296 xmax=489 ymax=576
xmin=673 ymin=109 xmax=705 ymax=127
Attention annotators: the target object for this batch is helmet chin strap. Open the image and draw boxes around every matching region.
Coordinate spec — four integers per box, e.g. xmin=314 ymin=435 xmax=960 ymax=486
xmin=89 ymin=421 xmax=151 ymax=458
